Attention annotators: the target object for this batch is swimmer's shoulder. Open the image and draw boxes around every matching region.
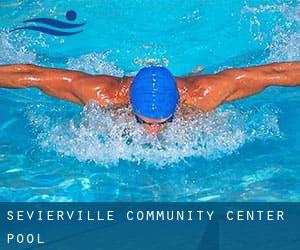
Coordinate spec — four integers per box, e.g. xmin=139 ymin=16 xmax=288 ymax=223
xmin=72 ymin=75 xmax=132 ymax=106
xmin=176 ymin=73 xmax=237 ymax=112
xmin=176 ymin=75 xmax=212 ymax=106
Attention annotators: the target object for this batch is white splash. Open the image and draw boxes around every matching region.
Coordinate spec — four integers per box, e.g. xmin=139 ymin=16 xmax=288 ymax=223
xmin=242 ymin=2 xmax=300 ymax=62
xmin=0 ymin=31 xmax=36 ymax=64
xmin=26 ymin=101 xmax=281 ymax=167
xmin=268 ymin=4 xmax=300 ymax=62
xmin=67 ymin=51 xmax=124 ymax=76
xmin=133 ymin=57 xmax=169 ymax=67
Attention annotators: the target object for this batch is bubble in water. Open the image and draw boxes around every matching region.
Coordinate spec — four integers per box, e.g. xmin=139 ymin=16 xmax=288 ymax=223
xmin=67 ymin=51 xmax=124 ymax=76
xmin=242 ymin=2 xmax=300 ymax=62
xmin=0 ymin=31 xmax=36 ymax=64
xmin=181 ymin=8 xmax=201 ymax=23
xmin=268 ymin=5 xmax=300 ymax=62
xmin=26 ymin=101 xmax=281 ymax=167
xmin=133 ymin=57 xmax=169 ymax=67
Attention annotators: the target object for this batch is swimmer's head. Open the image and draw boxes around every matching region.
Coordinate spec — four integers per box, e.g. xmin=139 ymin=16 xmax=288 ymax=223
xmin=129 ymin=66 xmax=179 ymax=130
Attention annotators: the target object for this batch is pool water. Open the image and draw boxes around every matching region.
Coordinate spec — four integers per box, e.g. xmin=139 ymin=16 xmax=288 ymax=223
xmin=0 ymin=0 xmax=299 ymax=201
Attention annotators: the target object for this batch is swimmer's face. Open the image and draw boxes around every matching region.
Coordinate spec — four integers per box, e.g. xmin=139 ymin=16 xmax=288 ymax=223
xmin=135 ymin=114 xmax=171 ymax=135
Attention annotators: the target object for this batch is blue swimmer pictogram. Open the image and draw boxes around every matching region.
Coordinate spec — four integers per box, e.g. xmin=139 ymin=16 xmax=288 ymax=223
xmin=10 ymin=10 xmax=85 ymax=36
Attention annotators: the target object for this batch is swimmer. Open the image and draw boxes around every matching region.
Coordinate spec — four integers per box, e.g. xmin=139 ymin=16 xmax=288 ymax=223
xmin=0 ymin=62 xmax=300 ymax=134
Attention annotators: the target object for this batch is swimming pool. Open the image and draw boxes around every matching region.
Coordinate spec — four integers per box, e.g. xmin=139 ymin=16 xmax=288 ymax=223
xmin=0 ymin=0 xmax=299 ymax=201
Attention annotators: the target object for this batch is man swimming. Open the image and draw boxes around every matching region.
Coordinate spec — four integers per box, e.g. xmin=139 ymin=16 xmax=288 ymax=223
xmin=0 ymin=62 xmax=300 ymax=134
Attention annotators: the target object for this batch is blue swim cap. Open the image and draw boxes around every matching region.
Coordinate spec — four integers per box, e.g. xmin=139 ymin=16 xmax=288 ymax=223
xmin=130 ymin=66 xmax=179 ymax=120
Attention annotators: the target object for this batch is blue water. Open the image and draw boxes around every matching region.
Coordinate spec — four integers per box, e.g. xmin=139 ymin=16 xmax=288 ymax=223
xmin=0 ymin=0 xmax=299 ymax=201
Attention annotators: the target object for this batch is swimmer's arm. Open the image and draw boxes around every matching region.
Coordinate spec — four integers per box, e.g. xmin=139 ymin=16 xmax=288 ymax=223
xmin=182 ymin=62 xmax=300 ymax=111
xmin=0 ymin=64 xmax=129 ymax=105
xmin=0 ymin=64 xmax=89 ymax=103
xmin=224 ymin=62 xmax=300 ymax=101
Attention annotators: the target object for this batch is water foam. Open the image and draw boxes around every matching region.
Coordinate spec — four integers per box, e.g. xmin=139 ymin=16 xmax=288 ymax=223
xmin=268 ymin=4 xmax=300 ymax=62
xmin=0 ymin=31 xmax=36 ymax=64
xmin=67 ymin=51 xmax=124 ymax=76
xmin=26 ymin=101 xmax=281 ymax=166
xmin=242 ymin=2 xmax=300 ymax=62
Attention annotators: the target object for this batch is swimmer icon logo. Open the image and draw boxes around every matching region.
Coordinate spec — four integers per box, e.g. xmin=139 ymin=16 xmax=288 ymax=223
xmin=10 ymin=10 xmax=85 ymax=36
